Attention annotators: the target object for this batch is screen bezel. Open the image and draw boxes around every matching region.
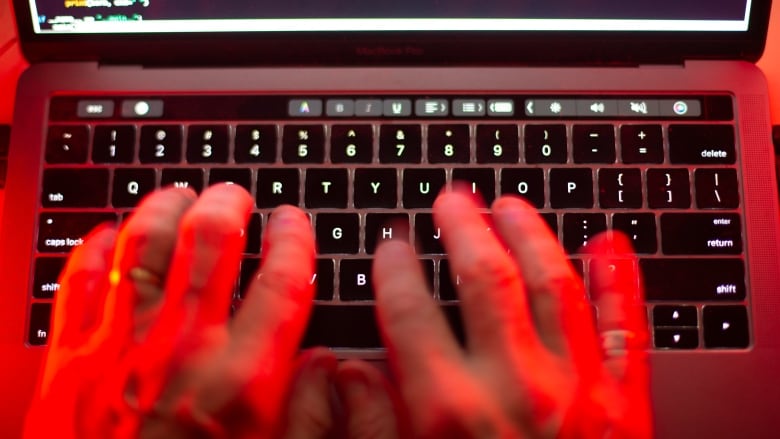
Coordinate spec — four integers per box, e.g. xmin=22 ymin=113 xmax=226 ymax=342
xmin=12 ymin=0 xmax=772 ymax=66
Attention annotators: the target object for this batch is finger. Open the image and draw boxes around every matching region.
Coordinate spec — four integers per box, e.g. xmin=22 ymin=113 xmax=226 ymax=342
xmin=373 ymin=239 xmax=462 ymax=391
xmin=99 ymin=187 xmax=197 ymax=343
xmin=161 ymin=183 xmax=253 ymax=331
xmin=336 ymin=360 xmax=402 ymax=439
xmin=585 ymin=232 xmax=648 ymax=381
xmin=282 ymin=348 xmax=337 ymax=439
xmin=432 ymin=189 xmax=539 ymax=357
xmin=492 ymin=196 xmax=598 ymax=364
xmin=586 ymin=231 xmax=652 ymax=438
xmin=50 ymin=223 xmax=117 ymax=349
xmin=230 ymin=205 xmax=315 ymax=364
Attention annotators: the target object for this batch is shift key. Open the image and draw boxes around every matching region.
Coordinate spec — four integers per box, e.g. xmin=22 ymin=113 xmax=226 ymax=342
xmin=38 ymin=212 xmax=117 ymax=253
xmin=641 ymin=258 xmax=745 ymax=301
xmin=661 ymin=213 xmax=741 ymax=255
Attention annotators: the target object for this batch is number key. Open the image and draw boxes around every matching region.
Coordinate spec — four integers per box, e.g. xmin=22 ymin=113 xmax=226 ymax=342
xmin=140 ymin=125 xmax=182 ymax=163
xmin=235 ymin=125 xmax=277 ymax=163
xmin=379 ymin=125 xmax=422 ymax=163
xmin=283 ymin=125 xmax=325 ymax=163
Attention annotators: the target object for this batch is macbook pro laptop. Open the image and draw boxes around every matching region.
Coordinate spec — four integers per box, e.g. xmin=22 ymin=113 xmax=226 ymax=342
xmin=2 ymin=0 xmax=780 ymax=437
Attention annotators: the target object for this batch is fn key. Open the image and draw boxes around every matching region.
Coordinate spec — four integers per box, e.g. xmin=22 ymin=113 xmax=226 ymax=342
xmin=29 ymin=303 xmax=52 ymax=346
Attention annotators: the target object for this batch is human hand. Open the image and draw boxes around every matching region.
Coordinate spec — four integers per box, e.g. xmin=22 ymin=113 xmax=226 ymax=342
xmin=22 ymin=184 xmax=341 ymax=439
xmin=370 ymin=190 xmax=652 ymax=438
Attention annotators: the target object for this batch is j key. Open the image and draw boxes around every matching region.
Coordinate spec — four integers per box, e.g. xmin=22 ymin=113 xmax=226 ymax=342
xmin=428 ymin=125 xmax=470 ymax=163
xmin=365 ymin=213 xmax=409 ymax=254
xmin=256 ymin=169 xmax=299 ymax=208
xmin=33 ymin=257 xmax=67 ymax=299
xmin=654 ymin=328 xmax=699 ymax=349
xmin=573 ymin=125 xmax=616 ymax=163
xmin=620 ymin=125 xmax=664 ymax=164
xmin=339 ymin=259 xmax=374 ymax=300
xmin=187 ymin=125 xmax=229 ymax=163
xmin=46 ymin=125 xmax=89 ymax=164
xmin=415 ymin=213 xmax=444 ymax=254
xmin=354 ymin=168 xmax=397 ymax=208
xmin=598 ymin=169 xmax=642 ymax=208
xmin=300 ymin=305 xmax=381 ymax=348
xmin=550 ymin=169 xmax=593 ymax=208
xmin=612 ymin=213 xmax=658 ymax=254
xmin=38 ymin=212 xmax=117 ymax=253
xmin=500 ymin=168 xmax=545 ymax=208
xmin=93 ymin=125 xmax=135 ymax=163
xmin=316 ymin=214 xmax=359 ymax=254
xmin=562 ymin=213 xmax=607 ymax=254
xmin=525 ymin=125 xmax=567 ymax=164
xmin=669 ymin=124 xmax=736 ymax=164
xmin=331 ymin=125 xmax=373 ymax=163
xmin=209 ymin=168 xmax=252 ymax=192
xmin=453 ymin=168 xmax=496 ymax=205
xmin=653 ymin=305 xmax=698 ymax=327
xmin=113 ymin=168 xmax=156 ymax=208
xmin=695 ymin=169 xmax=739 ymax=209
xmin=313 ymin=259 xmax=335 ymax=301
xmin=161 ymin=168 xmax=204 ymax=193
xmin=235 ymin=125 xmax=277 ymax=163
xmin=29 ymin=303 xmax=52 ymax=346
xmin=42 ymin=168 xmax=109 ymax=207
xmin=379 ymin=125 xmax=422 ymax=163
xmin=660 ymin=213 xmax=742 ymax=255
xmin=305 ymin=169 xmax=348 ymax=208
xmin=403 ymin=169 xmax=446 ymax=208
xmin=647 ymin=169 xmax=691 ymax=208
xmin=703 ymin=306 xmax=749 ymax=348
xmin=244 ymin=213 xmax=262 ymax=254
xmin=283 ymin=125 xmax=325 ymax=164
xmin=476 ymin=125 xmax=519 ymax=163
xmin=140 ymin=125 xmax=183 ymax=163
xmin=640 ymin=258 xmax=745 ymax=301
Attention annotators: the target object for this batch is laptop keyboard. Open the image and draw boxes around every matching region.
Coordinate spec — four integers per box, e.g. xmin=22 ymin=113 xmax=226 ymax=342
xmin=28 ymin=94 xmax=750 ymax=351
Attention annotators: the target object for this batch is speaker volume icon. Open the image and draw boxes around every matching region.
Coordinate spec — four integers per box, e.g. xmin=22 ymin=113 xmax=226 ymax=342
xmin=630 ymin=101 xmax=648 ymax=114
xmin=590 ymin=102 xmax=605 ymax=113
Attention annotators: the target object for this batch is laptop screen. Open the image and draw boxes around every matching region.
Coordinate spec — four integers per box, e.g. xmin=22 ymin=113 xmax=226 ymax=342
xmin=29 ymin=0 xmax=753 ymax=34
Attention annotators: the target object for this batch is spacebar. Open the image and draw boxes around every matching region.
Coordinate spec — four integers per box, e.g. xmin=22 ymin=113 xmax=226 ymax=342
xmin=301 ymin=305 xmax=465 ymax=349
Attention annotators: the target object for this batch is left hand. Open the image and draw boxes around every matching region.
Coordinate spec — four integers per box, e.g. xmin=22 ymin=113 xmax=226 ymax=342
xmin=24 ymin=184 xmax=325 ymax=438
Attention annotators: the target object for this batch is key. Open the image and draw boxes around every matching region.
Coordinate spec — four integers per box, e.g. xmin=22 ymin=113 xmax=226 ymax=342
xmin=550 ymin=168 xmax=593 ymax=208
xmin=256 ymin=169 xmax=299 ymax=208
xmin=695 ymin=169 xmax=739 ymax=209
xmin=305 ymin=169 xmax=348 ymax=208
xmin=703 ymin=306 xmax=749 ymax=348
xmin=46 ymin=125 xmax=89 ymax=164
xmin=415 ymin=213 xmax=444 ymax=254
xmin=316 ymin=214 xmax=360 ymax=254
xmin=209 ymin=168 xmax=252 ymax=192
xmin=612 ymin=213 xmax=657 ymax=254
xmin=573 ymin=125 xmax=616 ymax=163
xmin=660 ymin=213 xmax=742 ymax=255
xmin=139 ymin=125 xmax=183 ymax=163
xmin=339 ymin=259 xmax=374 ymax=300
xmin=42 ymin=168 xmax=109 ymax=207
xmin=283 ymin=125 xmax=325 ymax=164
xmin=113 ymin=168 xmax=156 ymax=208
xmin=452 ymin=168 xmax=496 ymax=205
xmin=620 ymin=125 xmax=663 ymax=164
xmin=403 ymin=169 xmax=445 ymax=208
xmin=33 ymin=257 xmax=67 ymax=299
xmin=38 ymin=212 xmax=118 ymax=253
xmin=500 ymin=168 xmax=545 ymax=208
xmin=654 ymin=328 xmax=699 ymax=349
xmin=525 ymin=125 xmax=567 ymax=164
xmin=244 ymin=213 xmax=262 ymax=254
xmin=235 ymin=125 xmax=277 ymax=163
xmin=669 ymin=124 xmax=736 ymax=164
xmin=365 ymin=213 xmax=409 ymax=254
xmin=598 ymin=168 xmax=642 ymax=208
xmin=354 ymin=168 xmax=397 ymax=208
xmin=562 ymin=213 xmax=607 ymax=254
xmin=331 ymin=125 xmax=373 ymax=163
xmin=161 ymin=168 xmax=204 ymax=193
xmin=301 ymin=305 xmax=382 ymax=348
xmin=29 ymin=303 xmax=52 ymax=346
xmin=428 ymin=124 xmax=470 ymax=163
xmin=653 ymin=305 xmax=698 ymax=327
xmin=476 ymin=124 xmax=519 ymax=163
xmin=640 ymin=258 xmax=745 ymax=301
xmin=647 ymin=169 xmax=691 ymax=208
xmin=93 ymin=125 xmax=135 ymax=163
xmin=379 ymin=125 xmax=422 ymax=163
xmin=313 ymin=259 xmax=335 ymax=301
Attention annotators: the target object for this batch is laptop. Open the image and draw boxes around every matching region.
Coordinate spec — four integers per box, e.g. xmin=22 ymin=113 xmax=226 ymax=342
xmin=2 ymin=0 xmax=780 ymax=437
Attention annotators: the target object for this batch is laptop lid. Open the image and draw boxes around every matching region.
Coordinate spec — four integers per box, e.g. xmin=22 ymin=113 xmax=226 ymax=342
xmin=12 ymin=0 xmax=772 ymax=66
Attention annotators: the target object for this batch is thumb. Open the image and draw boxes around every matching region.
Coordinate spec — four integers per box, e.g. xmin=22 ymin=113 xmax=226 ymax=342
xmin=281 ymin=348 xmax=338 ymax=439
xmin=336 ymin=360 xmax=403 ymax=439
